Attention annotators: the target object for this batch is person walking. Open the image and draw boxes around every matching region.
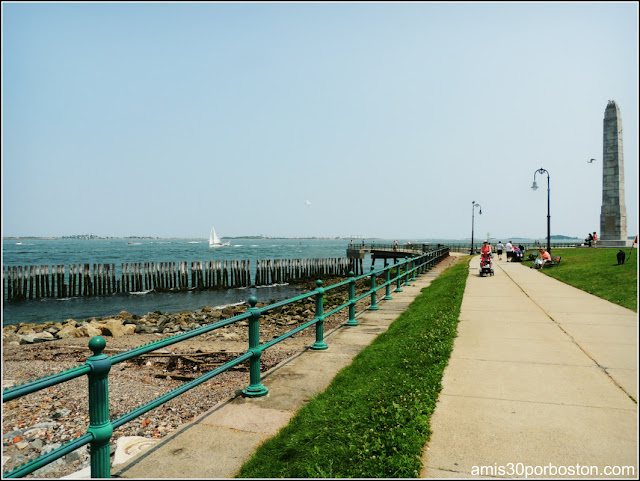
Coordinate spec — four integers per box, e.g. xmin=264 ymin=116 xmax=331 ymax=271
xmin=496 ymin=241 xmax=504 ymax=260
xmin=505 ymin=241 xmax=514 ymax=262
xmin=593 ymin=232 xmax=598 ymax=247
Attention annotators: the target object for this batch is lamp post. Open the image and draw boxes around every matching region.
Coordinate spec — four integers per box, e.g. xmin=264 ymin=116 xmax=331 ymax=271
xmin=470 ymin=201 xmax=482 ymax=255
xmin=531 ymin=168 xmax=551 ymax=253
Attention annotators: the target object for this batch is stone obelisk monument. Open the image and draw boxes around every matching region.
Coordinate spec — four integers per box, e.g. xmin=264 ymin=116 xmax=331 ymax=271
xmin=599 ymin=100 xmax=629 ymax=247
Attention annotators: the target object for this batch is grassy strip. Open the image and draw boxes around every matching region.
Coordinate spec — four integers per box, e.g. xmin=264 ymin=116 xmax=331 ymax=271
xmin=522 ymin=248 xmax=637 ymax=311
xmin=237 ymin=257 xmax=469 ymax=478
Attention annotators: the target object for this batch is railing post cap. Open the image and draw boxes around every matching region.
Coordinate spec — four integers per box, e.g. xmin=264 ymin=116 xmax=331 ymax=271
xmin=88 ymin=336 xmax=106 ymax=356
xmin=248 ymin=295 xmax=258 ymax=307
xmin=348 ymin=271 xmax=355 ymax=277
xmin=316 ymin=279 xmax=323 ymax=287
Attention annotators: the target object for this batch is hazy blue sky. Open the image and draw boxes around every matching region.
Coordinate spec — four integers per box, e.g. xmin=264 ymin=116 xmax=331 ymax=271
xmin=2 ymin=2 xmax=638 ymax=240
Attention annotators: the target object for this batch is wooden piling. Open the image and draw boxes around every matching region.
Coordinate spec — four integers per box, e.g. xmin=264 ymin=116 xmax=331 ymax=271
xmin=5 ymin=254 xmax=357 ymax=300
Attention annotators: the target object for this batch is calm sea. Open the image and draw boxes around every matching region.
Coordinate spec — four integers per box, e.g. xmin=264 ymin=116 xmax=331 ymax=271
xmin=2 ymin=237 xmax=438 ymax=327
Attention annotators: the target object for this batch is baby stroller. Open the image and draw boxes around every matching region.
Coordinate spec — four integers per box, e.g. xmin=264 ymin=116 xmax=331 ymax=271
xmin=480 ymin=253 xmax=494 ymax=276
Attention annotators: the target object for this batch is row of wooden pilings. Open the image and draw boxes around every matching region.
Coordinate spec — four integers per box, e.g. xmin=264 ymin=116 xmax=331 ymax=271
xmin=2 ymin=257 xmax=354 ymax=301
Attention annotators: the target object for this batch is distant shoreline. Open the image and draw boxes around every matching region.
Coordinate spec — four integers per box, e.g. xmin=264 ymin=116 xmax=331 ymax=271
xmin=3 ymin=235 xmax=599 ymax=242
xmin=3 ymin=236 xmax=371 ymax=241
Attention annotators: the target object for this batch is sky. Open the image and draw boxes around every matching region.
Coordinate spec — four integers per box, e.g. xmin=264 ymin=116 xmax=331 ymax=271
xmin=2 ymin=1 xmax=638 ymax=241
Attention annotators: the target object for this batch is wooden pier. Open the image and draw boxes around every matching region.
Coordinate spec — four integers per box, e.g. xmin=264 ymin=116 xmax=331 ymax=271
xmin=346 ymin=243 xmax=430 ymax=275
xmin=2 ymin=257 xmax=352 ymax=302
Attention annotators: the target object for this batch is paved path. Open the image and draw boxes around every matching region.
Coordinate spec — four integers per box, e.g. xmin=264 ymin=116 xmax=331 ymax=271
xmin=421 ymin=255 xmax=638 ymax=478
xmin=112 ymin=254 xmax=461 ymax=479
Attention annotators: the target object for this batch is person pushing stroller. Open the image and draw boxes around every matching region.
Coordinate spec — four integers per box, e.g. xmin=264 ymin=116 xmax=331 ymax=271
xmin=479 ymin=240 xmax=494 ymax=276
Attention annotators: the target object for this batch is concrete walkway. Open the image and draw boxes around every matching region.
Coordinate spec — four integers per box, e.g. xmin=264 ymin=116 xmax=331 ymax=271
xmin=421 ymin=255 xmax=638 ymax=478
xmin=113 ymin=254 xmax=461 ymax=479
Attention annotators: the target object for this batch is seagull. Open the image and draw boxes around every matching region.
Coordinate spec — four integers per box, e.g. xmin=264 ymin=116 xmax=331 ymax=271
xmin=588 ymin=158 xmax=596 ymax=163
xmin=305 ymin=200 xmax=311 ymax=206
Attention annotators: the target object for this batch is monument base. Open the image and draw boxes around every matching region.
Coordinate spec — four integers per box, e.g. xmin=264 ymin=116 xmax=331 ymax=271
xmin=597 ymin=240 xmax=631 ymax=248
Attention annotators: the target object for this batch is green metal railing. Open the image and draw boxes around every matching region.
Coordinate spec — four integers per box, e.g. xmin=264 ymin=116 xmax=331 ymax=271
xmin=2 ymin=247 xmax=449 ymax=478
xmin=447 ymin=242 xmax=581 ymax=254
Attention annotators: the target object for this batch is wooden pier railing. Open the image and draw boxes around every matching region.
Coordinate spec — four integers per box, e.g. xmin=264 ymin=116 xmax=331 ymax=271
xmin=2 ymin=258 xmax=353 ymax=302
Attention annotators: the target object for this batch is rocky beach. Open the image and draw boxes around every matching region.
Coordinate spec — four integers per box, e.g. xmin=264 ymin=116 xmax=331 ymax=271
xmin=2 ymin=275 xmax=381 ymax=478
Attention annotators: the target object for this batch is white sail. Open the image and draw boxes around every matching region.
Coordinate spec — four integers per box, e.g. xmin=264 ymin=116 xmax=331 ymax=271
xmin=209 ymin=226 xmax=229 ymax=247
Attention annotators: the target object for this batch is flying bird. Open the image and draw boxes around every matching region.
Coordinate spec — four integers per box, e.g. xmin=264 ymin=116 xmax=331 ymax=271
xmin=588 ymin=158 xmax=596 ymax=163
xmin=305 ymin=200 xmax=311 ymax=206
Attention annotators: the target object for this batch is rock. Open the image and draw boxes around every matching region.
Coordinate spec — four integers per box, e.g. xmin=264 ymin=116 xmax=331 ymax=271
xmin=101 ymin=319 xmax=125 ymax=337
xmin=32 ymin=422 xmax=57 ymax=429
xmin=61 ymin=466 xmax=91 ymax=479
xmin=51 ymin=409 xmax=72 ymax=420
xmin=63 ymin=445 xmax=87 ymax=463
xmin=56 ymin=324 xmax=78 ymax=339
xmin=32 ymin=331 xmax=55 ymax=342
xmin=3 ymin=429 xmax=25 ymax=440
xmin=16 ymin=326 xmax=35 ymax=336
xmin=122 ymin=324 xmax=136 ymax=336
xmin=135 ymin=325 xmax=159 ymax=334
xmin=71 ymin=325 xmax=102 ymax=338
xmin=41 ymin=442 xmax=63 ymax=455
xmin=3 ymin=332 xmax=21 ymax=344
xmin=29 ymin=439 xmax=44 ymax=449
xmin=32 ymin=457 xmax=64 ymax=476
xmin=157 ymin=316 xmax=170 ymax=328
xmin=112 ymin=436 xmax=159 ymax=467
xmin=116 ymin=311 xmax=134 ymax=321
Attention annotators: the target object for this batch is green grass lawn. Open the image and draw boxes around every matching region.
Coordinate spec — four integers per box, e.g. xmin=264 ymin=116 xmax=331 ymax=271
xmin=522 ymin=247 xmax=637 ymax=311
xmin=236 ymin=257 xmax=469 ymax=478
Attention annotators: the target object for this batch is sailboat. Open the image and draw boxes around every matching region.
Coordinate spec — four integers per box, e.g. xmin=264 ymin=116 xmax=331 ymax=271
xmin=209 ymin=226 xmax=230 ymax=247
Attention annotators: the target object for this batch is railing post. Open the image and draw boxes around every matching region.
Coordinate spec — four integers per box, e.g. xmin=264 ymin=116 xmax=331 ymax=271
xmin=383 ymin=259 xmax=392 ymax=300
xmin=394 ymin=261 xmax=403 ymax=292
xmin=415 ymin=255 xmax=422 ymax=277
xmin=369 ymin=266 xmax=379 ymax=311
xmin=86 ymin=336 xmax=113 ymax=479
xmin=411 ymin=259 xmax=417 ymax=281
xmin=311 ymin=280 xmax=328 ymax=350
xmin=404 ymin=260 xmax=411 ymax=287
xmin=242 ymin=296 xmax=269 ymax=397
xmin=346 ymin=270 xmax=358 ymax=326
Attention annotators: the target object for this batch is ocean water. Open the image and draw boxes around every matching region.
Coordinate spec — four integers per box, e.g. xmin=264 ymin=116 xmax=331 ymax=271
xmin=2 ymin=237 xmax=433 ymax=327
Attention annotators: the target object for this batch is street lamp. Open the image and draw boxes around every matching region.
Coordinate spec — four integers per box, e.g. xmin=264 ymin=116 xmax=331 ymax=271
xmin=531 ymin=168 xmax=551 ymax=253
xmin=470 ymin=201 xmax=482 ymax=255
